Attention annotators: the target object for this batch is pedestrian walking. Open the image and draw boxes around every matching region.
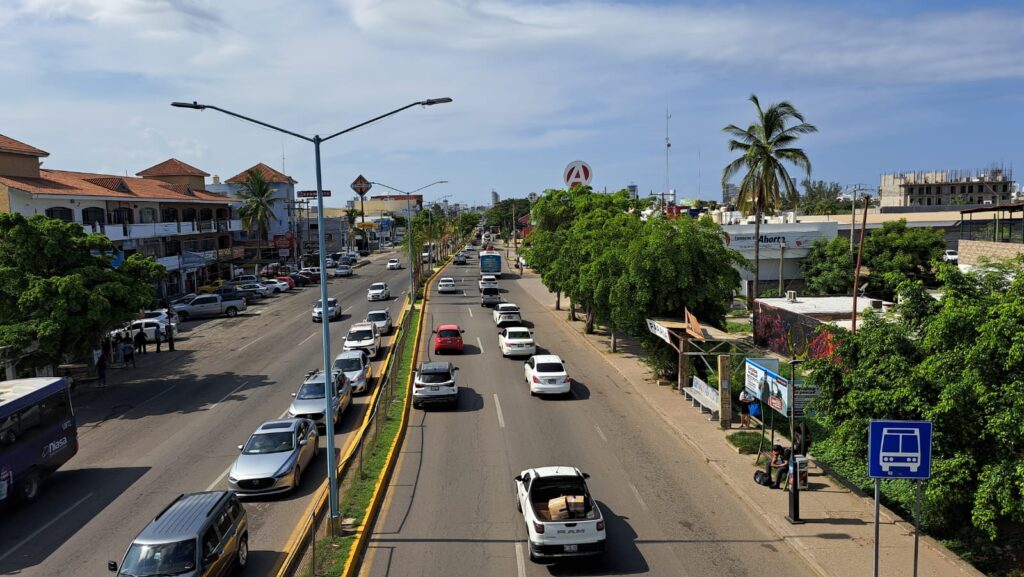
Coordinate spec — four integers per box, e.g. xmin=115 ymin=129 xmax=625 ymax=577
xmin=154 ymin=324 xmax=163 ymax=353
xmin=96 ymin=353 xmax=108 ymax=387
xmin=134 ymin=329 xmax=147 ymax=355
xmin=120 ymin=339 xmax=135 ymax=368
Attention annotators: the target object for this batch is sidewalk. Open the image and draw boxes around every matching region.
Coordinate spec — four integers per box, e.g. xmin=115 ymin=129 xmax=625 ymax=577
xmin=516 ymin=270 xmax=983 ymax=577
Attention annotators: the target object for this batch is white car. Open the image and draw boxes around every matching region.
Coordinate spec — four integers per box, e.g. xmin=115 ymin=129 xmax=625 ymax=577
xmin=942 ymin=249 xmax=958 ymax=263
xmin=499 ymin=327 xmax=536 ymax=358
xmin=141 ymin=308 xmax=173 ymax=325
xmin=343 ymin=322 xmax=381 ymax=359
xmin=232 ymin=274 xmax=259 ymax=285
xmin=367 ymin=282 xmax=390 ymax=301
xmin=412 ymin=361 xmax=459 ymax=409
xmin=515 ymin=466 xmax=605 ymax=562
xmin=333 ymin=350 xmax=371 ymax=394
xmin=238 ymin=283 xmax=272 ymax=298
xmin=478 ymin=275 xmax=498 ymax=290
xmin=493 ymin=303 xmax=521 ymax=326
xmin=437 ymin=277 xmax=458 ymax=294
xmin=524 ymin=354 xmax=572 ymax=396
xmin=261 ymin=278 xmax=290 ymax=293
xmin=366 ymin=309 xmax=393 ymax=336
xmin=386 ymin=258 xmax=401 ymax=270
xmin=312 ymin=297 xmax=341 ymax=322
xmin=334 ymin=265 xmax=354 ymax=277
xmin=109 ymin=319 xmax=177 ymax=342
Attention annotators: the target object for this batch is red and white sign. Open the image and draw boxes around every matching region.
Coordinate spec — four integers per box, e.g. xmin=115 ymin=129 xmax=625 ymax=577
xmin=564 ymin=160 xmax=592 ymax=188
xmin=351 ymin=175 xmax=372 ymax=196
xmin=297 ymin=190 xmax=331 ymax=198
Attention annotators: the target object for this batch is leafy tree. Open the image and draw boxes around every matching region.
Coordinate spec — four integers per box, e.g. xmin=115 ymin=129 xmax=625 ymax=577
xmin=0 ymin=214 xmax=166 ymax=371
xmin=800 ymin=237 xmax=854 ymax=295
xmin=722 ymin=94 xmax=817 ymax=307
xmin=485 ymin=198 xmax=531 ymax=239
xmin=862 ymin=219 xmax=945 ymax=298
xmin=456 ymin=212 xmax=480 ymax=238
xmin=799 ymin=179 xmax=853 ymax=215
xmin=236 ymin=169 xmax=280 ymax=261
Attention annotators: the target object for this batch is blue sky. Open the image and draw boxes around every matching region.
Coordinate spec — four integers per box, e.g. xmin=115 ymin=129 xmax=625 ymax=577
xmin=1 ymin=0 xmax=1022 ymax=207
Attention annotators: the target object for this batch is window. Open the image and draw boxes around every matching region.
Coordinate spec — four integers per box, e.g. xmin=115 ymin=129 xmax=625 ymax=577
xmin=182 ymin=208 xmax=197 ymax=222
xmin=199 ymin=208 xmax=213 ymax=221
xmin=162 ymin=207 xmax=179 ymax=222
xmin=201 ymin=528 xmax=220 ymax=558
xmin=214 ymin=508 xmax=234 ymax=539
xmin=82 ymin=207 xmax=105 ymax=225
xmin=968 ymin=185 xmax=974 ymax=194
xmin=139 ymin=207 xmax=157 ymax=223
xmin=202 ymin=238 xmax=217 ymax=251
xmin=226 ymin=495 xmax=243 ymax=521
xmin=194 ymin=296 xmax=215 ymax=305
xmin=215 ymin=208 xmax=228 ymax=220
xmin=44 ymin=206 xmax=74 ymax=222
xmin=110 ymin=207 xmax=133 ymax=225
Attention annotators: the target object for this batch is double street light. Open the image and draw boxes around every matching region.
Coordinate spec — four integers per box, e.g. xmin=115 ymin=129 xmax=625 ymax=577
xmin=172 ymin=97 xmax=452 ymax=521
xmin=368 ymin=180 xmax=448 ymax=308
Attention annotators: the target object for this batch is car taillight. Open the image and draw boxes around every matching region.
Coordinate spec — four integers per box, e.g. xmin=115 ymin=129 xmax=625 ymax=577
xmin=532 ymin=375 xmax=541 ymax=383
xmin=533 ymin=521 xmax=545 ymax=534
xmin=414 ymin=382 xmax=425 ymax=388
xmin=596 ymin=520 xmax=605 ymax=531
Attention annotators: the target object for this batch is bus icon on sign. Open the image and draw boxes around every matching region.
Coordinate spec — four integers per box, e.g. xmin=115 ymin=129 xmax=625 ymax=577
xmin=879 ymin=428 xmax=921 ymax=473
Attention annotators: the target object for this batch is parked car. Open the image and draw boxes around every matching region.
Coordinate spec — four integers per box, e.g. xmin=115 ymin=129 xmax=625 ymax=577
xmin=366 ymin=309 xmax=393 ymax=336
xmin=433 ymin=324 xmax=465 ymax=355
xmin=288 ymin=273 xmax=311 ymax=287
xmin=386 ymin=258 xmax=401 ymax=270
xmin=142 ymin=308 xmax=173 ymax=325
xmin=296 ymin=271 xmax=318 ymax=285
xmin=109 ymin=319 xmax=177 ymax=343
xmin=524 ymin=355 xmax=572 ymax=396
xmin=333 ymin=350 xmax=371 ymax=394
xmin=358 ymin=249 xmax=371 ymax=257
xmin=232 ymin=274 xmax=260 ymax=285
xmin=197 ymin=279 xmax=227 ymax=294
xmin=343 ymin=322 xmax=381 ymax=359
xmin=346 ymin=251 xmax=359 ymax=263
xmin=412 ymin=361 xmax=459 ymax=409
xmin=238 ymin=283 xmax=272 ymax=298
xmin=299 ymin=267 xmax=322 ymax=278
xmin=499 ymin=327 xmax=536 ymax=358
xmin=514 ymin=466 xmax=605 ymax=561
xmin=228 ymin=419 xmax=318 ymax=496
xmin=478 ymin=275 xmax=499 ymax=290
xmin=334 ymin=265 xmax=354 ymax=278
xmin=258 ymin=278 xmax=288 ymax=293
xmin=942 ymin=249 xmax=959 ymax=263
xmin=107 ymin=491 xmax=248 ymax=577
xmin=172 ymin=294 xmax=247 ymax=321
xmin=215 ymin=286 xmax=258 ymax=304
xmin=493 ymin=303 xmax=522 ymax=326
xmin=312 ymin=298 xmax=341 ymax=323
xmin=367 ymin=282 xmax=390 ymax=301
xmin=286 ymin=369 xmax=351 ymax=431
xmin=168 ymin=293 xmax=197 ymax=307
xmin=437 ymin=277 xmax=458 ymax=294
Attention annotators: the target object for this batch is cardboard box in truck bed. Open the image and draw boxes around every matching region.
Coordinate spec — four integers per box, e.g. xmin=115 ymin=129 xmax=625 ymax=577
xmin=548 ymin=495 xmax=585 ymax=520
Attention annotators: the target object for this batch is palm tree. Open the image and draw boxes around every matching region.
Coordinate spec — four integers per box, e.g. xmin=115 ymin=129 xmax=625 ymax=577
xmin=345 ymin=209 xmax=363 ymax=250
xmin=236 ymin=169 xmax=280 ymax=264
xmin=722 ymin=94 xmax=816 ymax=308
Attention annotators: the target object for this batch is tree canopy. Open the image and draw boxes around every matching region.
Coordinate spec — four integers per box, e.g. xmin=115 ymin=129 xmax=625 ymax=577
xmin=0 ymin=213 xmax=166 ymax=371
xmin=485 ymin=198 xmax=531 ymax=238
xmin=799 ymin=179 xmax=853 ymax=215
xmin=800 ymin=236 xmax=854 ymax=295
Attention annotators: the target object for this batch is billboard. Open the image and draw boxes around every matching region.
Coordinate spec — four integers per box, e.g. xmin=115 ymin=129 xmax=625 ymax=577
xmin=744 ymin=358 xmax=817 ymax=418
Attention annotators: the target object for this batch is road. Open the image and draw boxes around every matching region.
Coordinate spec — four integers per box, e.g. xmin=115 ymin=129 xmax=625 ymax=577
xmin=0 ymin=252 xmax=410 ymax=577
xmin=360 ymin=251 xmax=818 ymax=577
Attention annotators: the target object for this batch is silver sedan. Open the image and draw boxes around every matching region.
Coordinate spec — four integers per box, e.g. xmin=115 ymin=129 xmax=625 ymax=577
xmin=228 ymin=418 xmax=318 ymax=496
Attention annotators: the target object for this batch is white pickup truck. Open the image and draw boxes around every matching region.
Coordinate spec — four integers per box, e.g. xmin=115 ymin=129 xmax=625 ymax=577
xmin=514 ymin=466 xmax=606 ymax=562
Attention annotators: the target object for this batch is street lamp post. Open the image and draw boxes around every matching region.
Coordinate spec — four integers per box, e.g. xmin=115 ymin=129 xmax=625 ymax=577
xmin=787 ymin=358 xmax=804 ymax=525
xmin=172 ymin=97 xmax=452 ymax=521
xmin=369 ymin=180 xmax=448 ymax=308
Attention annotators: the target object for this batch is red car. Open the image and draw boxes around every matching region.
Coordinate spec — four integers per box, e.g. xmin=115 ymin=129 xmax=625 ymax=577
xmin=275 ymin=275 xmax=296 ymax=289
xmin=433 ymin=324 xmax=465 ymax=354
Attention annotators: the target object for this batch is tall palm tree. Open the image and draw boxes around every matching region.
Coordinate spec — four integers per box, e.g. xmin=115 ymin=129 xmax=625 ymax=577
xmin=722 ymin=94 xmax=816 ymax=308
xmin=237 ymin=169 xmax=280 ymax=264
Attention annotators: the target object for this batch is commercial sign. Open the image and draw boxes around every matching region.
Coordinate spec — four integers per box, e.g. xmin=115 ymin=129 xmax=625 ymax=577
xmin=645 ymin=318 xmax=672 ymax=346
xmin=722 ymin=229 xmax=829 ymax=250
xmin=744 ymin=358 xmax=817 ymax=418
xmin=273 ymin=235 xmax=292 ymax=249
xmin=564 ymin=160 xmax=592 ymax=188
xmin=351 ymin=175 xmax=372 ymax=196
xmin=297 ymin=190 xmax=330 ymax=198
xmin=868 ymin=420 xmax=932 ymax=480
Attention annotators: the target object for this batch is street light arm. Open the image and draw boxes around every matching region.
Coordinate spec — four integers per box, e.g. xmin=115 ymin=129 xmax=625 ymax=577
xmin=170 ymin=101 xmax=314 ymax=142
xmin=321 ymin=98 xmax=452 ymax=143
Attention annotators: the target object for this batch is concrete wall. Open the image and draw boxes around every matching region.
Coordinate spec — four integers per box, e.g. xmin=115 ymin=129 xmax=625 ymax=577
xmin=958 ymin=239 xmax=1024 ymax=265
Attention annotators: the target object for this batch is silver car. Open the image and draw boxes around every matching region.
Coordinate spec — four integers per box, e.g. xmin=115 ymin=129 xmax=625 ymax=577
xmin=287 ymin=369 xmax=352 ymax=431
xmin=366 ymin=309 xmax=392 ymax=336
xmin=333 ymin=350 xmax=371 ymax=394
xmin=228 ymin=419 xmax=318 ymax=496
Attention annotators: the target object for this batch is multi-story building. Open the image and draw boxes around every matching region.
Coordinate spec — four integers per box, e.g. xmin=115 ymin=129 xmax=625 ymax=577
xmin=491 ymin=189 xmax=500 ymax=206
xmin=207 ymin=162 xmax=296 ymax=240
xmin=0 ymin=133 xmax=242 ymax=297
xmin=879 ymin=166 xmax=1015 ymax=209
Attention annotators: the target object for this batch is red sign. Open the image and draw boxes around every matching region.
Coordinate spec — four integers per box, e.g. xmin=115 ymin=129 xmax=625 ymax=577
xmin=273 ymin=235 xmax=292 ymax=249
xmin=564 ymin=160 xmax=592 ymax=188
xmin=350 ymin=175 xmax=372 ymax=196
xmin=297 ymin=190 xmax=330 ymax=198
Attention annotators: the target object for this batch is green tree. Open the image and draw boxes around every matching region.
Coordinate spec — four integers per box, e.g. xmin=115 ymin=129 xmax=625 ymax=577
xmin=800 ymin=237 xmax=854 ymax=295
xmin=485 ymin=198 xmax=531 ymax=239
xmin=456 ymin=212 xmax=481 ymax=238
xmin=0 ymin=214 xmax=166 ymax=371
xmin=862 ymin=219 xmax=945 ymax=298
xmin=799 ymin=179 xmax=853 ymax=215
xmin=722 ymin=94 xmax=817 ymax=307
xmin=236 ymin=169 xmax=280 ymax=261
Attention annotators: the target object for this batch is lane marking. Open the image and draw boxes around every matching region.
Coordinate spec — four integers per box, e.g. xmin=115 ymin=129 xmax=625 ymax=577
xmin=467 ymin=307 xmax=473 ymax=318
xmin=207 ymin=408 xmax=291 ymax=491
xmin=629 ymin=482 xmax=649 ymax=510
xmin=235 ymin=334 xmax=266 ymax=353
xmin=595 ymin=424 xmax=608 ymax=442
xmin=493 ymin=394 xmax=505 ymax=429
xmin=0 ymin=492 xmax=94 ymax=562
xmin=514 ymin=542 xmax=526 ymax=577
xmin=476 ymin=337 xmax=484 ymax=353
xmin=212 ymin=380 xmax=250 ymax=408
xmin=297 ymin=331 xmax=318 ymax=347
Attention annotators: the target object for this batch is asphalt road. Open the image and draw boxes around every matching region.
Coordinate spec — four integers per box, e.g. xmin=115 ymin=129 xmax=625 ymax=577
xmin=0 ymin=251 xmax=411 ymax=577
xmin=360 ymin=251 xmax=818 ymax=577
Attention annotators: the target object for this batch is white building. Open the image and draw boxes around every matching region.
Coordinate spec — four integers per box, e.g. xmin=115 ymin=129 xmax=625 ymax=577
xmin=720 ymin=221 xmax=839 ymax=297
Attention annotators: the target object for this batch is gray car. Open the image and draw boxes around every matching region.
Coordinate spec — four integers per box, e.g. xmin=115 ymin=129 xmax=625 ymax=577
xmin=333 ymin=350 xmax=371 ymax=394
xmin=366 ymin=309 xmax=392 ymax=336
xmin=286 ymin=369 xmax=352 ymax=431
xmin=228 ymin=419 xmax=318 ymax=496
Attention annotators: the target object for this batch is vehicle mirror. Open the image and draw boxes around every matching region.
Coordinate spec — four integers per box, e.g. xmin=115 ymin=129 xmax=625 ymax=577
xmin=582 ymin=472 xmax=590 ymax=479
xmin=299 ymin=438 xmax=308 ymax=446
xmin=461 ymin=329 xmax=465 ymax=333
xmin=237 ymin=444 xmax=244 ymax=451
xmin=432 ymin=329 xmax=437 ymax=334
xmin=107 ymin=561 xmax=118 ymax=572
xmin=514 ymin=475 xmax=523 ymax=482
xmin=291 ymin=392 xmax=296 ymax=397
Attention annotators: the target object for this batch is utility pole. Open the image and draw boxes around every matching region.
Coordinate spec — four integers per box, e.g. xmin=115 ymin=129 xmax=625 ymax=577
xmin=665 ymin=109 xmax=672 ymax=204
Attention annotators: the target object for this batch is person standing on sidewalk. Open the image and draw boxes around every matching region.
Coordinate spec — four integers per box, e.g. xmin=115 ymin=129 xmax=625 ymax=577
xmin=154 ymin=324 xmax=163 ymax=353
xmin=738 ymin=390 xmax=755 ymax=428
xmin=165 ymin=323 xmax=175 ymax=351
xmin=133 ymin=329 xmax=147 ymax=355
xmin=96 ymin=353 xmax=108 ymax=387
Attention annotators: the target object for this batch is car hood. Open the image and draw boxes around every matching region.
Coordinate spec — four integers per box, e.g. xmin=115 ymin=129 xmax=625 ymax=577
xmin=344 ymin=369 xmax=367 ymax=383
xmin=290 ymin=397 xmax=331 ymax=414
xmin=231 ymin=450 xmax=295 ymax=478
xmin=368 ymin=289 xmax=385 ymax=294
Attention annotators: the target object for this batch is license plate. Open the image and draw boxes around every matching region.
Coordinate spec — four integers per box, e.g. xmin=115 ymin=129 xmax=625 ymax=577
xmin=563 ymin=544 xmax=577 ymax=553
xmin=430 ymin=386 xmax=439 ymax=391
xmin=546 ymin=379 xmax=556 ymax=384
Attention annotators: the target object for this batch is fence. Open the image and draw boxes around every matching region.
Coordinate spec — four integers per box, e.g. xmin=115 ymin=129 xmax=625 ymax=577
xmin=275 ymin=304 xmax=414 ymax=577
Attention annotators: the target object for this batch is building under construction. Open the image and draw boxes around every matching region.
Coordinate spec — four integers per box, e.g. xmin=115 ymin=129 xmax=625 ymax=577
xmin=879 ymin=164 xmax=1015 ymax=209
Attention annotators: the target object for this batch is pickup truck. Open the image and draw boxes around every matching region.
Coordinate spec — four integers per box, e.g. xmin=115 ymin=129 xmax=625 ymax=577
xmin=515 ymin=466 xmax=605 ymax=562
xmin=172 ymin=293 xmax=247 ymax=321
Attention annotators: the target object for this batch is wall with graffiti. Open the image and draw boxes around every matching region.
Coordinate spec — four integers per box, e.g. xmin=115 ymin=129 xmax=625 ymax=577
xmin=754 ymin=302 xmax=839 ymax=359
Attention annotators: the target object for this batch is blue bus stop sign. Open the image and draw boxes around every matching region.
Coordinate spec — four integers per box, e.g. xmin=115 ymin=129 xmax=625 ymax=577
xmin=868 ymin=420 xmax=932 ymax=479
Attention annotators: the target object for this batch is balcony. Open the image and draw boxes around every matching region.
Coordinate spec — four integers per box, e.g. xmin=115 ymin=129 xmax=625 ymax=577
xmin=81 ymin=220 xmax=238 ymax=242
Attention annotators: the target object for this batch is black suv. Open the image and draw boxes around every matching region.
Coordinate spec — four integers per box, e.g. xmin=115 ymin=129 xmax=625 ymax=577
xmin=109 ymin=491 xmax=248 ymax=577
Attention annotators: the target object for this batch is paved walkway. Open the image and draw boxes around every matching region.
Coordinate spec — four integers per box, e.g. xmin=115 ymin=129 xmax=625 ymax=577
xmin=515 ymin=268 xmax=983 ymax=577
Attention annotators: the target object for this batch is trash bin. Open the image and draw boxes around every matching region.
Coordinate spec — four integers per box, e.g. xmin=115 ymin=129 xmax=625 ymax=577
xmin=789 ymin=455 xmax=809 ymax=490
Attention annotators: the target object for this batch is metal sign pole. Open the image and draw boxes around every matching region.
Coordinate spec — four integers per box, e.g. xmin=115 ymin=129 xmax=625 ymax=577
xmin=873 ymin=478 xmax=881 ymax=577
xmin=913 ymin=480 xmax=921 ymax=577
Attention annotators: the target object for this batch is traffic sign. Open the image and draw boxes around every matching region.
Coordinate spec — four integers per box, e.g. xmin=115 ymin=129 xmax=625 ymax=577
xmin=297 ymin=190 xmax=330 ymax=198
xmin=564 ymin=160 xmax=592 ymax=188
xmin=868 ymin=420 xmax=932 ymax=479
xmin=351 ymin=175 xmax=372 ymax=196
xmin=356 ymin=222 xmax=377 ymax=229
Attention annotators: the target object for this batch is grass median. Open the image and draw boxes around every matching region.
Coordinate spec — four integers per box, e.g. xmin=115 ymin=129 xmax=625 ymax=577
xmin=303 ymin=308 xmax=420 ymax=577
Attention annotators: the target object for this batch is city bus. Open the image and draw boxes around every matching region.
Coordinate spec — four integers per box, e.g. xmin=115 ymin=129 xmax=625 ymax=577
xmin=479 ymin=250 xmax=502 ymax=277
xmin=0 ymin=377 xmax=79 ymax=503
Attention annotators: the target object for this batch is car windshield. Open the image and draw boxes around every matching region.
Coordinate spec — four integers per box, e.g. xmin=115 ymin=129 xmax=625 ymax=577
xmin=438 ymin=329 xmax=461 ymax=338
xmin=419 ymin=371 xmax=453 ymax=384
xmin=499 ymin=306 xmax=518 ymax=313
xmin=334 ymin=357 xmax=363 ymax=371
xmin=536 ymin=362 xmax=565 ymax=373
xmin=482 ymin=288 xmax=500 ymax=295
xmin=315 ymin=299 xmax=337 ymax=308
xmin=507 ymin=330 xmax=531 ymax=340
xmin=367 ymin=313 xmax=387 ymax=322
xmin=389 ymin=260 xmax=398 ymax=264
xmin=296 ymin=382 xmax=326 ymax=400
xmin=119 ymin=540 xmax=196 ymax=577
xmin=348 ymin=330 xmax=374 ymax=341
xmin=243 ymin=431 xmax=295 ymax=454
xmin=143 ymin=312 xmax=163 ymax=319
xmin=370 ymin=283 xmax=386 ymax=291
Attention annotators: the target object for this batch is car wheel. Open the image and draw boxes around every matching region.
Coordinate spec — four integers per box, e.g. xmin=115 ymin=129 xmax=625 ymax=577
xmin=17 ymin=468 xmax=41 ymax=502
xmin=225 ymin=307 xmax=238 ymax=318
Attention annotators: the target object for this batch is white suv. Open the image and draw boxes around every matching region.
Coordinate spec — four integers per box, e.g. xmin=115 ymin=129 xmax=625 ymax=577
xmin=343 ymin=322 xmax=381 ymax=359
xmin=412 ymin=361 xmax=459 ymax=409
xmin=478 ymin=275 xmax=498 ymax=290
xmin=367 ymin=282 xmax=390 ymax=301
xmin=493 ymin=303 xmax=521 ymax=326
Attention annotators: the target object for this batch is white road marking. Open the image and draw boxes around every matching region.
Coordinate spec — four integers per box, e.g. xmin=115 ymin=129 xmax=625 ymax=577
xmin=235 ymin=334 xmax=266 ymax=353
xmin=493 ymin=394 xmax=505 ymax=428
xmin=476 ymin=337 xmax=484 ymax=353
xmin=514 ymin=542 xmax=526 ymax=577
xmin=467 ymin=307 xmax=473 ymax=318
xmin=297 ymin=331 xmax=319 ymax=347
xmin=595 ymin=424 xmax=608 ymax=442
xmin=206 ymin=466 xmax=232 ymax=491
xmin=629 ymin=482 xmax=649 ymax=510
xmin=0 ymin=493 xmax=94 ymax=562
xmin=212 ymin=380 xmax=250 ymax=408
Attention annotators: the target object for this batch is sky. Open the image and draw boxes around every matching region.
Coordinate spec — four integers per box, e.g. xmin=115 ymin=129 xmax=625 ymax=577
xmin=1 ymin=0 xmax=1023 ymax=208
